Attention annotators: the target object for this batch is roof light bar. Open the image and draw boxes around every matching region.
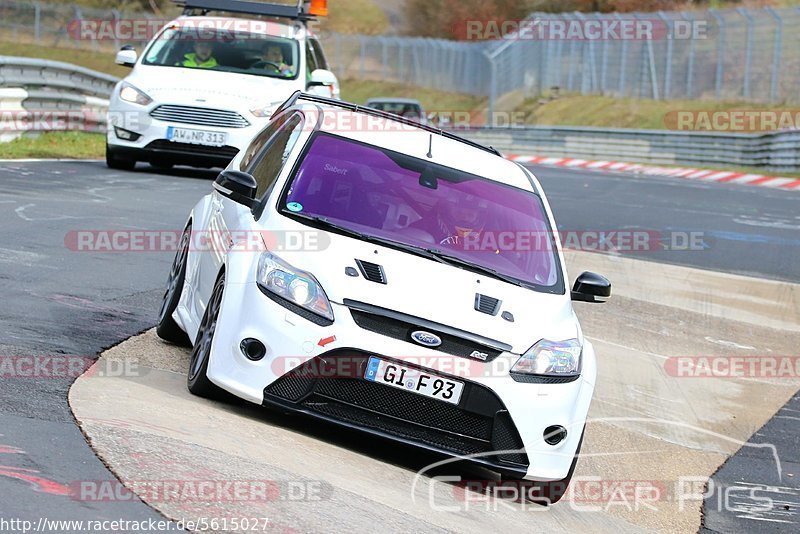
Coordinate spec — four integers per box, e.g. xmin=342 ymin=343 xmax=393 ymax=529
xmin=174 ymin=0 xmax=325 ymax=20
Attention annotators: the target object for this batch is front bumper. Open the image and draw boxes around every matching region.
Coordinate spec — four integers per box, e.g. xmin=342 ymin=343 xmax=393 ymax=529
xmin=202 ymin=263 xmax=596 ymax=481
xmin=264 ymin=349 xmax=530 ymax=479
xmin=106 ymin=99 xmax=268 ymax=168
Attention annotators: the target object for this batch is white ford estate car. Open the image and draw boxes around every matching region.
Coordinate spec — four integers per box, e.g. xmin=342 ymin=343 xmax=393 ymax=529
xmin=156 ymin=92 xmax=611 ymax=503
xmin=106 ymin=0 xmax=339 ymax=170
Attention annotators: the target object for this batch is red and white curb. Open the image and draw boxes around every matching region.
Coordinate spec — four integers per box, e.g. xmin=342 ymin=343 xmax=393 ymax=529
xmin=507 ymin=154 xmax=800 ymax=191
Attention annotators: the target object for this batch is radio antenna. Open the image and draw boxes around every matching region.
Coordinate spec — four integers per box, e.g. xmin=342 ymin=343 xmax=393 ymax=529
xmin=426 ymin=134 xmax=433 ymax=158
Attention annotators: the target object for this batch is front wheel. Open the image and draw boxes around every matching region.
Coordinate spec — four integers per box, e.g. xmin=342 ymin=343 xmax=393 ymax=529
xmin=187 ymin=273 xmax=225 ymax=398
xmin=156 ymin=224 xmax=191 ymax=345
xmin=105 ymin=144 xmax=136 ymax=170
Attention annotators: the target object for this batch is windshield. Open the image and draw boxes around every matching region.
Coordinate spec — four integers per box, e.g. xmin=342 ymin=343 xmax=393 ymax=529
xmin=368 ymin=102 xmax=423 ymax=120
xmin=281 ymin=133 xmax=563 ymax=292
xmin=143 ymin=26 xmax=300 ymax=80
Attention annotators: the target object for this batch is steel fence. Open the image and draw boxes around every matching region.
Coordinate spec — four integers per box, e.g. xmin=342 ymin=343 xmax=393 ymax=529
xmin=2 ymin=1 xmax=800 ymax=111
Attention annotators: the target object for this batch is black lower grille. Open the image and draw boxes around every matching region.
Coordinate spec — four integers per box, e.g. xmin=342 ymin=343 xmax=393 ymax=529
xmin=314 ymin=377 xmax=494 ymax=440
xmin=264 ymin=350 xmax=528 ymax=469
xmin=145 ymin=140 xmax=239 ymax=159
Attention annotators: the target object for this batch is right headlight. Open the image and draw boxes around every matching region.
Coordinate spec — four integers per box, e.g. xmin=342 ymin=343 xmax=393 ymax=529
xmin=119 ymin=82 xmax=152 ymax=106
xmin=511 ymin=339 xmax=582 ymax=377
xmin=256 ymin=251 xmax=333 ymax=322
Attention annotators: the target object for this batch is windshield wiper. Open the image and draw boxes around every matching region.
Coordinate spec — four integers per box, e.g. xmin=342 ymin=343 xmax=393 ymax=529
xmin=289 ymin=213 xmax=448 ymax=264
xmin=291 ymin=213 xmax=368 ymax=240
xmin=425 ymin=249 xmax=527 ymax=287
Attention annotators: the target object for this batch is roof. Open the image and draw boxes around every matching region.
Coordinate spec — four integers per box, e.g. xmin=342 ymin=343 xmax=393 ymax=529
xmin=294 ymin=100 xmax=534 ymax=192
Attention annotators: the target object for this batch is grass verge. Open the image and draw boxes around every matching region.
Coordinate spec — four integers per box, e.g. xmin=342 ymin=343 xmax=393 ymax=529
xmin=517 ymin=94 xmax=794 ymax=130
xmin=0 ymin=132 xmax=105 ymax=159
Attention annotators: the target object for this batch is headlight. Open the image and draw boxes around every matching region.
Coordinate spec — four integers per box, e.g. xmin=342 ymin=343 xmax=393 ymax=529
xmin=119 ymin=83 xmax=152 ymax=106
xmin=511 ymin=339 xmax=582 ymax=377
xmin=257 ymin=252 xmax=333 ymax=321
xmin=250 ymin=102 xmax=282 ymax=118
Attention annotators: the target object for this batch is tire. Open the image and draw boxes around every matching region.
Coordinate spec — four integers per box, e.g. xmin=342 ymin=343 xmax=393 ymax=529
xmin=187 ymin=273 xmax=225 ymax=398
xmin=105 ymin=144 xmax=136 ymax=170
xmin=156 ymin=224 xmax=191 ymax=346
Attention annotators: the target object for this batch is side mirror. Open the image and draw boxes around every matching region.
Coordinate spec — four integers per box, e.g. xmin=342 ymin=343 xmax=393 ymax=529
xmin=213 ymin=170 xmax=258 ymax=209
xmin=571 ymin=271 xmax=611 ymax=303
xmin=306 ymin=69 xmax=337 ymax=94
xmin=115 ymin=46 xmax=137 ymax=67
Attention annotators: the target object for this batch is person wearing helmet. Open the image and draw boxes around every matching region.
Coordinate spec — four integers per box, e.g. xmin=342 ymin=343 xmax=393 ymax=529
xmin=436 ymin=194 xmax=489 ymax=247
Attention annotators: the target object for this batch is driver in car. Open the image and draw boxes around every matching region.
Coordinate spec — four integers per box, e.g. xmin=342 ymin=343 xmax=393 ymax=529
xmin=257 ymin=44 xmax=294 ymax=77
xmin=435 ymin=195 xmax=489 ymax=248
xmin=179 ymin=40 xmax=218 ymax=69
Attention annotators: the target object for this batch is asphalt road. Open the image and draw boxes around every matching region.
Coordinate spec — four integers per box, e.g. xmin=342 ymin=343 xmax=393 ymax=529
xmin=524 ymin=163 xmax=800 ymax=283
xmin=0 ymin=159 xmax=797 ymax=530
xmin=0 ymin=161 xmax=212 ymax=526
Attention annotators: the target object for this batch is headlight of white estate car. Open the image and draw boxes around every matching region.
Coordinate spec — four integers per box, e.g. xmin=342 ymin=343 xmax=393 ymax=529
xmin=257 ymin=252 xmax=334 ymax=321
xmin=249 ymin=101 xmax=283 ymax=118
xmin=511 ymin=339 xmax=582 ymax=377
xmin=119 ymin=82 xmax=153 ymax=106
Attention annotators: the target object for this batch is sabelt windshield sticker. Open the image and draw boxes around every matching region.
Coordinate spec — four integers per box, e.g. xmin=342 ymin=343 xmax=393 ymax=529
xmin=287 ymin=201 xmax=304 ymax=212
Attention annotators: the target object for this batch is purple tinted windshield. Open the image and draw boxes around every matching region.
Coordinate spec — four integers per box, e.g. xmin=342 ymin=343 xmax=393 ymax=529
xmin=283 ymin=133 xmax=562 ymax=290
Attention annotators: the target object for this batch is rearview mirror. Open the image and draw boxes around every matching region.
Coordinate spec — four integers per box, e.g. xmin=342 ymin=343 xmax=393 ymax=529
xmin=213 ymin=170 xmax=258 ymax=209
xmin=115 ymin=46 xmax=137 ymax=67
xmin=571 ymin=272 xmax=611 ymax=303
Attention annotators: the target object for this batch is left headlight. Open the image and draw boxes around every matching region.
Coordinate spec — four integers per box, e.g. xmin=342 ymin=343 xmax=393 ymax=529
xmin=511 ymin=339 xmax=582 ymax=377
xmin=257 ymin=251 xmax=334 ymax=322
xmin=119 ymin=82 xmax=152 ymax=106
xmin=250 ymin=101 xmax=283 ymax=118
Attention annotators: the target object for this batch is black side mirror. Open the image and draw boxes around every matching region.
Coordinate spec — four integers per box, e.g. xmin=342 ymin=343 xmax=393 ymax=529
xmin=571 ymin=271 xmax=611 ymax=303
xmin=213 ymin=170 xmax=257 ymax=209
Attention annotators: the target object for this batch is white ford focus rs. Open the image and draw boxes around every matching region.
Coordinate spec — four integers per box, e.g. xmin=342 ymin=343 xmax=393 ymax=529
xmin=157 ymin=92 xmax=611 ymax=503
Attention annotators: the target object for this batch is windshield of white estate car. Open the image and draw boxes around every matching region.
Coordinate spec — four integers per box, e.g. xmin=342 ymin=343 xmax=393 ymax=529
xmin=280 ymin=133 xmax=563 ymax=292
xmin=143 ymin=26 xmax=300 ymax=79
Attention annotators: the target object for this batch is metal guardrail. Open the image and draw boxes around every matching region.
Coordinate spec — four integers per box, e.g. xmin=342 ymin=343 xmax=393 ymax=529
xmin=458 ymin=126 xmax=800 ymax=173
xmin=0 ymin=56 xmax=118 ymax=140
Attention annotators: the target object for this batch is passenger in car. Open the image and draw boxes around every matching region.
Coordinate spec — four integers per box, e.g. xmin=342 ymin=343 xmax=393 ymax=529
xmin=179 ymin=41 xmax=218 ymax=69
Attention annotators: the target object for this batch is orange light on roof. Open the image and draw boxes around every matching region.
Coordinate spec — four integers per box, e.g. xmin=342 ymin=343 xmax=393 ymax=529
xmin=308 ymin=0 xmax=328 ymax=16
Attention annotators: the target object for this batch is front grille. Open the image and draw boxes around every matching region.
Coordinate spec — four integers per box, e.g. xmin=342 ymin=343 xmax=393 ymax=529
xmin=145 ymin=140 xmax=239 ymax=159
xmin=355 ymin=259 xmax=386 ymax=284
xmin=150 ymin=105 xmax=250 ymax=128
xmin=474 ymin=293 xmax=501 ymax=316
xmin=264 ymin=350 xmax=528 ymax=467
xmin=349 ymin=308 xmax=502 ymax=362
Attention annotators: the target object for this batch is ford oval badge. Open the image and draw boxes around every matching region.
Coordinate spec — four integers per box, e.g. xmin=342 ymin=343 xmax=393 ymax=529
xmin=411 ymin=331 xmax=442 ymax=348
